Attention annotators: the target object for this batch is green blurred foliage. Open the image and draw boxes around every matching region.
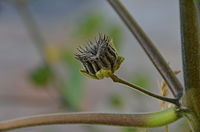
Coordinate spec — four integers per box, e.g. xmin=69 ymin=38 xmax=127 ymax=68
xmin=74 ymin=12 xmax=123 ymax=51
xmin=109 ymin=94 xmax=124 ymax=109
xmin=74 ymin=13 xmax=104 ymax=38
xmin=121 ymin=127 xmax=138 ymax=132
xmin=121 ymin=128 xmax=148 ymax=132
xmin=61 ymin=51 xmax=84 ymax=110
xmin=29 ymin=64 xmax=53 ymax=86
xmin=29 ymin=50 xmax=84 ymax=110
xmin=108 ymin=25 xmax=123 ymax=50
xmin=132 ymin=73 xmax=151 ymax=90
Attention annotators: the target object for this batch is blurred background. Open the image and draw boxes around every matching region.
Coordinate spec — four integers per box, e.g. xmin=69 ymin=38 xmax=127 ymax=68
xmin=0 ymin=0 xmax=190 ymax=132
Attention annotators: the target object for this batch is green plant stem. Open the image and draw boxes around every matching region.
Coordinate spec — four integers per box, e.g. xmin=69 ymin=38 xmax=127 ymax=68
xmin=179 ymin=0 xmax=200 ymax=131
xmin=109 ymin=74 xmax=180 ymax=106
xmin=107 ymin=0 xmax=183 ymax=99
xmin=0 ymin=107 xmax=181 ymax=131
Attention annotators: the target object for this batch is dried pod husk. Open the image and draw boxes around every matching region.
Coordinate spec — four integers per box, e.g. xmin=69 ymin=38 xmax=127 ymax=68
xmin=75 ymin=34 xmax=123 ymax=78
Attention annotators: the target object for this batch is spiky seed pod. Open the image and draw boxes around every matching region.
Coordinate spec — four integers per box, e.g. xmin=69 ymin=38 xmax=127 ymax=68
xmin=75 ymin=34 xmax=124 ymax=79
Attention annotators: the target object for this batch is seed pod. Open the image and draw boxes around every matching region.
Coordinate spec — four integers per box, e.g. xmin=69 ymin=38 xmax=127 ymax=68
xmin=75 ymin=34 xmax=124 ymax=79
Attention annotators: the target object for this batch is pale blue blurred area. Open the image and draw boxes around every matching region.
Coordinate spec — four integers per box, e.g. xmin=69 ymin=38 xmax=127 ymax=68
xmin=0 ymin=0 xmax=187 ymax=132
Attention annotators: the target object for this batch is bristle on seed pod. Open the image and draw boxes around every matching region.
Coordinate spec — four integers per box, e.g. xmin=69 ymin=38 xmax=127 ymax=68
xmin=75 ymin=34 xmax=124 ymax=79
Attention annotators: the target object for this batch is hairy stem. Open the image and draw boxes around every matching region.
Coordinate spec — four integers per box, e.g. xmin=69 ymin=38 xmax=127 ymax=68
xmin=107 ymin=0 xmax=183 ymax=98
xmin=179 ymin=0 xmax=200 ymax=131
xmin=109 ymin=74 xmax=180 ymax=106
xmin=0 ymin=108 xmax=181 ymax=131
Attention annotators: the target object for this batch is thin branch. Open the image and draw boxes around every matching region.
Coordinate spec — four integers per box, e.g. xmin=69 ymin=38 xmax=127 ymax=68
xmin=0 ymin=108 xmax=181 ymax=131
xmin=109 ymin=74 xmax=180 ymax=106
xmin=107 ymin=0 xmax=183 ymax=98
xmin=13 ymin=1 xmax=47 ymax=64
